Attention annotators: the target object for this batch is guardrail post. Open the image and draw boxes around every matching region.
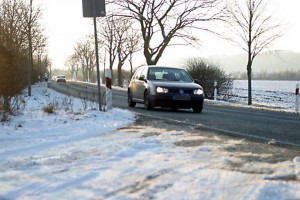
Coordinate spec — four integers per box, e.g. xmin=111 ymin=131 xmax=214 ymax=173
xmin=296 ymin=83 xmax=299 ymax=112
xmin=214 ymin=81 xmax=217 ymax=101
xmin=105 ymin=69 xmax=112 ymax=111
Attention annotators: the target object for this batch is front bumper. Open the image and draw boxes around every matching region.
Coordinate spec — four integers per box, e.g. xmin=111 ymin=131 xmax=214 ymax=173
xmin=149 ymin=93 xmax=204 ymax=108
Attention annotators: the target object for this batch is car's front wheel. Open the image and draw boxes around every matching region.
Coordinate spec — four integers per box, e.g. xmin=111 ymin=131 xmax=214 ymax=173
xmin=193 ymin=104 xmax=203 ymax=113
xmin=144 ymin=91 xmax=153 ymax=110
xmin=128 ymin=91 xmax=136 ymax=107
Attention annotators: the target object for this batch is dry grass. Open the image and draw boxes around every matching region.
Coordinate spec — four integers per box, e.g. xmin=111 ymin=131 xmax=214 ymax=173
xmin=43 ymin=104 xmax=55 ymax=114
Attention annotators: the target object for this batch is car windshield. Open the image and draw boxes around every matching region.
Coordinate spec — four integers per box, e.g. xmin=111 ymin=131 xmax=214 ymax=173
xmin=57 ymin=76 xmax=65 ymax=79
xmin=148 ymin=67 xmax=193 ymax=83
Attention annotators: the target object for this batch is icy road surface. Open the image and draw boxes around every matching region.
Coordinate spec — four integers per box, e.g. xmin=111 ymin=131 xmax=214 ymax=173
xmin=0 ymin=83 xmax=300 ymax=200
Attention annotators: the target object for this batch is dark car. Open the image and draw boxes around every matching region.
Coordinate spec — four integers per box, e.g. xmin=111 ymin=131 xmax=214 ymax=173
xmin=128 ymin=66 xmax=204 ymax=113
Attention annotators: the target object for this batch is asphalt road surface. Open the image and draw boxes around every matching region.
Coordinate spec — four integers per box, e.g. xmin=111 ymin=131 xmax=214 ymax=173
xmin=49 ymin=81 xmax=300 ymax=150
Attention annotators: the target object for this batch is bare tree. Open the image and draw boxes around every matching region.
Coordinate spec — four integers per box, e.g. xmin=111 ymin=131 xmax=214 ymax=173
xmin=99 ymin=15 xmax=142 ymax=86
xmin=0 ymin=0 xmax=28 ymax=53
xmin=0 ymin=0 xmax=46 ymax=95
xmin=109 ymin=0 xmax=225 ymax=65
xmin=226 ymin=0 xmax=282 ymax=105
xmin=99 ymin=15 xmax=118 ymax=71
xmin=34 ymin=33 xmax=47 ymax=81
xmin=41 ymin=54 xmax=52 ymax=79
xmin=74 ymin=36 xmax=96 ymax=82
xmin=25 ymin=0 xmax=44 ymax=95
xmin=115 ymin=18 xmax=141 ymax=87
xmin=127 ymin=28 xmax=142 ymax=77
xmin=0 ymin=35 xmax=24 ymax=116
xmin=0 ymin=0 xmax=46 ymax=117
xmin=65 ymin=54 xmax=80 ymax=80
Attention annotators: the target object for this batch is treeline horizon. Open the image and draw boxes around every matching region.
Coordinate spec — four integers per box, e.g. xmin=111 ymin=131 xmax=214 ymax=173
xmin=234 ymin=69 xmax=300 ymax=81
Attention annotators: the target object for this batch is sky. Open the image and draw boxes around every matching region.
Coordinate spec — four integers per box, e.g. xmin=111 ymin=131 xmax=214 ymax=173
xmin=38 ymin=0 xmax=300 ymax=69
xmin=0 ymin=83 xmax=300 ymax=199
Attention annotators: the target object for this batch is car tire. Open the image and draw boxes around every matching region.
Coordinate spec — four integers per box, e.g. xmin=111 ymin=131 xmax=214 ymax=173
xmin=144 ymin=91 xmax=153 ymax=110
xmin=193 ymin=104 xmax=203 ymax=113
xmin=128 ymin=91 xmax=136 ymax=107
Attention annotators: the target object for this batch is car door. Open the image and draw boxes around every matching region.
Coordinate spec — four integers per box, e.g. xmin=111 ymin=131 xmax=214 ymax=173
xmin=136 ymin=67 xmax=147 ymax=100
xmin=130 ymin=67 xmax=143 ymax=99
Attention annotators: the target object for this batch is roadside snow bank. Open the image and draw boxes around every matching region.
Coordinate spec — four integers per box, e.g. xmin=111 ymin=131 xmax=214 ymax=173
xmin=0 ymin=83 xmax=135 ymax=161
xmin=294 ymin=157 xmax=300 ymax=180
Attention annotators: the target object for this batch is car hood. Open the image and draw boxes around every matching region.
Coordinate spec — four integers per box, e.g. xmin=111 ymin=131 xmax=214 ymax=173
xmin=150 ymin=81 xmax=203 ymax=90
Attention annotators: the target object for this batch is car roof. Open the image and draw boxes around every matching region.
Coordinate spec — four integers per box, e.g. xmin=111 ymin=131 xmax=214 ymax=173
xmin=147 ymin=65 xmax=184 ymax=70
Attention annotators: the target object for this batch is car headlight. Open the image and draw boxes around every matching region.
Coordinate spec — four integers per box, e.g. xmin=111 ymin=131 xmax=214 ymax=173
xmin=194 ymin=89 xmax=203 ymax=95
xmin=156 ymin=87 xmax=169 ymax=93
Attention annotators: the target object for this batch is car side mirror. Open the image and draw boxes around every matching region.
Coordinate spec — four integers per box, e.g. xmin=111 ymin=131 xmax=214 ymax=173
xmin=139 ymin=76 xmax=147 ymax=82
xmin=194 ymin=79 xmax=200 ymax=85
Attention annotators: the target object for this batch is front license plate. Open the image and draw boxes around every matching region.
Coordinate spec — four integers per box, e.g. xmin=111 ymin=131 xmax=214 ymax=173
xmin=173 ymin=95 xmax=191 ymax=101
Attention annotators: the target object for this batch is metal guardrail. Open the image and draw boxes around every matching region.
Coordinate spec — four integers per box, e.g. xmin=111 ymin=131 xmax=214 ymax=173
xmin=48 ymin=82 xmax=100 ymax=102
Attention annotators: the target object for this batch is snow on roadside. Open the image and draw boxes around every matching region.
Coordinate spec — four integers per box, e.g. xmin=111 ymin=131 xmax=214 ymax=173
xmin=0 ymin=83 xmax=300 ymax=200
xmin=0 ymin=83 xmax=134 ymax=161
xmin=229 ymin=80 xmax=300 ymax=112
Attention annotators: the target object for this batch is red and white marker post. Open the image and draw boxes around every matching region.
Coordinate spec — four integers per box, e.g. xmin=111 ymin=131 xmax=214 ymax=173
xmin=296 ymin=83 xmax=299 ymax=112
xmin=105 ymin=69 xmax=112 ymax=110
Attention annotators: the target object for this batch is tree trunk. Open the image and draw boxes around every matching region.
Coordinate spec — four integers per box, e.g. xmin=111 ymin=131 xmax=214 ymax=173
xmin=117 ymin=62 xmax=123 ymax=87
xmin=144 ymin=47 xmax=157 ymax=65
xmin=145 ymin=56 xmax=156 ymax=65
xmin=82 ymin=70 xmax=88 ymax=82
xmin=247 ymin=61 xmax=252 ymax=105
xmin=129 ymin=53 xmax=133 ymax=78
xmin=3 ymin=96 xmax=12 ymax=114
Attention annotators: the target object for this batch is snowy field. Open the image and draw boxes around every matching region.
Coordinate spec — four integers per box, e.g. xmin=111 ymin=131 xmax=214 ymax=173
xmin=0 ymin=83 xmax=300 ymax=200
xmin=229 ymin=80 xmax=300 ymax=111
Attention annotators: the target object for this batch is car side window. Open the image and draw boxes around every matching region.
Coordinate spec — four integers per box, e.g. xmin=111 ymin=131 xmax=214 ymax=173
xmin=133 ymin=67 xmax=143 ymax=80
xmin=140 ymin=67 xmax=147 ymax=80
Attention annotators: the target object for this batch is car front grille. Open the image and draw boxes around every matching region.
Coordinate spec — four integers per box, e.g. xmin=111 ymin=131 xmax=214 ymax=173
xmin=168 ymin=88 xmax=193 ymax=94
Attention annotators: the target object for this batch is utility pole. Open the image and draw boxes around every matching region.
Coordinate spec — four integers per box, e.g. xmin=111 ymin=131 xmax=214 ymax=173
xmin=93 ymin=7 xmax=102 ymax=110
